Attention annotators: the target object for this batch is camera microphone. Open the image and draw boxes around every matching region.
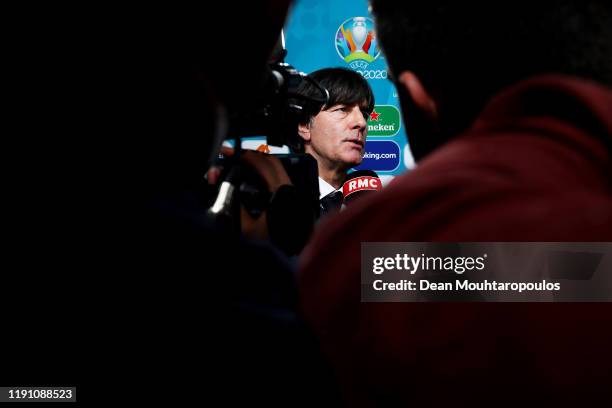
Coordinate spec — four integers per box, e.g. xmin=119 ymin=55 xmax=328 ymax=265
xmin=342 ymin=169 xmax=382 ymax=206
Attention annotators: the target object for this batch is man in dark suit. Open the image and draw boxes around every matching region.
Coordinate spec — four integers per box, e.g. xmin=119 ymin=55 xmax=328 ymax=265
xmin=296 ymin=68 xmax=375 ymax=216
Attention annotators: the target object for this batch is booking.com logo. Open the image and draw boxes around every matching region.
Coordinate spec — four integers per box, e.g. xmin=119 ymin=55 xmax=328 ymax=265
xmin=335 ymin=17 xmax=381 ymax=70
xmin=363 ymin=152 xmax=397 ymax=160
xmin=355 ymin=141 xmax=401 ymax=172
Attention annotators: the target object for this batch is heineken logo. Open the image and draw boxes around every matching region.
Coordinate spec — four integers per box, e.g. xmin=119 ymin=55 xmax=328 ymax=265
xmin=367 ymin=105 xmax=401 ymax=136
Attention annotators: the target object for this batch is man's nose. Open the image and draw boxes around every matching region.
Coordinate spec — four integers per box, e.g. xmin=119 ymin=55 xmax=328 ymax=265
xmin=349 ymin=106 xmax=367 ymax=129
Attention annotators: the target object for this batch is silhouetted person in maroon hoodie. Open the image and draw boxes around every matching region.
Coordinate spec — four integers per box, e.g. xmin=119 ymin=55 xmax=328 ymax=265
xmin=300 ymin=1 xmax=612 ymax=406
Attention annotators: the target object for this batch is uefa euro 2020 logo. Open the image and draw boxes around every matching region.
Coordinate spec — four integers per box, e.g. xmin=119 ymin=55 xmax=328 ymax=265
xmin=335 ymin=17 xmax=381 ymax=70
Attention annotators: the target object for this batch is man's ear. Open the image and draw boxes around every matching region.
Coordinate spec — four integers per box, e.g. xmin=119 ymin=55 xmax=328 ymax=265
xmin=396 ymin=71 xmax=438 ymax=120
xmin=298 ymin=122 xmax=311 ymax=142
xmin=394 ymin=70 xmax=443 ymax=161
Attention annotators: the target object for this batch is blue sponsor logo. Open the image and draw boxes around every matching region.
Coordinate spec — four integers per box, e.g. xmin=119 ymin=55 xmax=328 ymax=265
xmin=355 ymin=140 xmax=401 ymax=172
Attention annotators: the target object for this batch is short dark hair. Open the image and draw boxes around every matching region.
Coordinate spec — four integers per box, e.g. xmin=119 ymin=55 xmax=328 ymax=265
xmin=297 ymin=67 xmax=375 ymax=123
xmin=371 ymin=1 xmax=612 ymax=114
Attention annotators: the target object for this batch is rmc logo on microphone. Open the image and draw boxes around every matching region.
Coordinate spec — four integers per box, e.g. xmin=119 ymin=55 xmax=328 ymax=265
xmin=343 ymin=176 xmax=382 ymax=197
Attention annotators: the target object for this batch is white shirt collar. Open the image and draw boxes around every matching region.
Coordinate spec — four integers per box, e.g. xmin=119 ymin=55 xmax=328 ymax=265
xmin=318 ymin=177 xmax=338 ymax=200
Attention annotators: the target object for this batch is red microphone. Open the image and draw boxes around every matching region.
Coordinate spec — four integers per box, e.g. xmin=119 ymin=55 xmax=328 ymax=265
xmin=342 ymin=169 xmax=382 ymax=205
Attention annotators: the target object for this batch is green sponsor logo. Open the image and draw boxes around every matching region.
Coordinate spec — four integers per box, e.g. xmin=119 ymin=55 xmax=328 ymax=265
xmin=367 ymin=105 xmax=401 ymax=136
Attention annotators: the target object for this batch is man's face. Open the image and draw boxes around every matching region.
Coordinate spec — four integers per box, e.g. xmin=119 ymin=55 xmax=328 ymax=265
xmin=304 ymin=103 xmax=369 ymax=170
